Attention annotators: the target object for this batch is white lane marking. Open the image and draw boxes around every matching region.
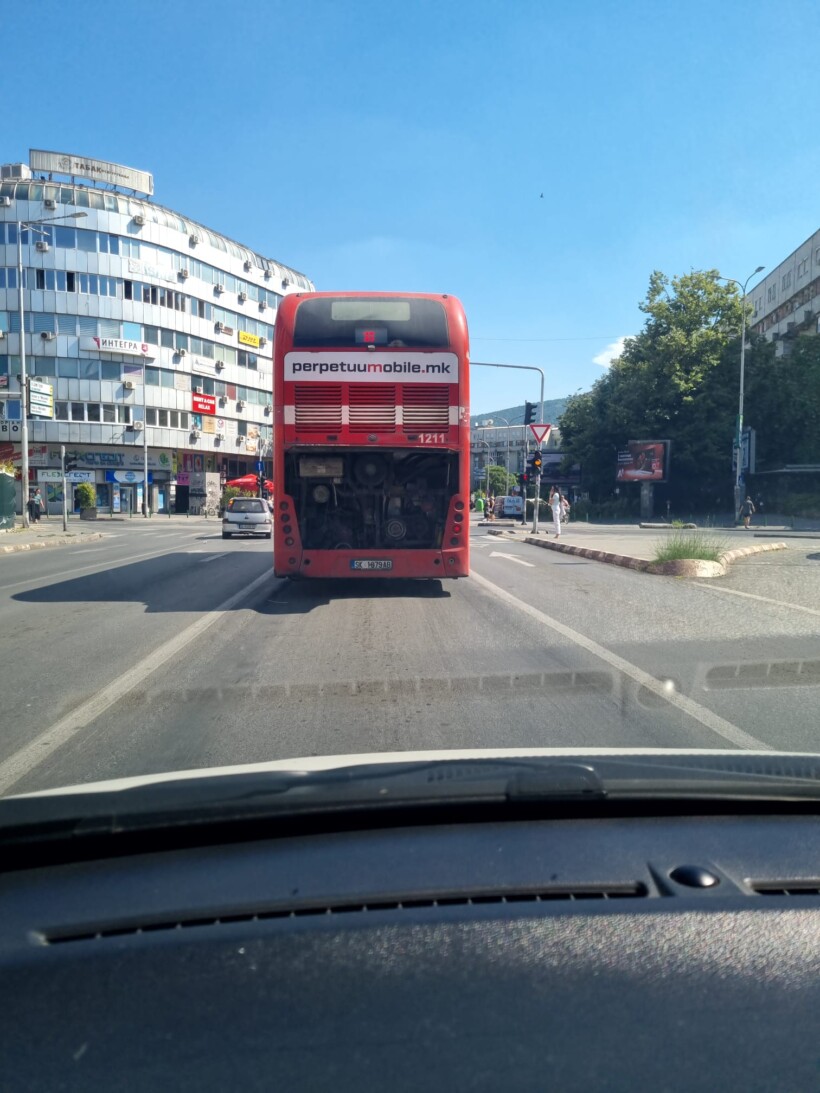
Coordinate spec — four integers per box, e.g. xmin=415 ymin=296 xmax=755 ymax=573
xmin=199 ymin=553 xmax=227 ymax=564
xmin=489 ymin=551 xmax=535 ymax=567
xmin=691 ymin=582 xmax=820 ymax=619
xmin=70 ymin=547 xmax=106 ymax=554
xmin=469 ymin=568 xmax=771 ymax=751
xmin=0 ymin=542 xmax=249 ymax=595
xmin=0 ymin=569 xmax=278 ymax=794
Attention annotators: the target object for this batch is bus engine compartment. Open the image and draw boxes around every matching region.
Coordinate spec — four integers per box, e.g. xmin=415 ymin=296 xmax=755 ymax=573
xmin=284 ymin=449 xmax=461 ymax=551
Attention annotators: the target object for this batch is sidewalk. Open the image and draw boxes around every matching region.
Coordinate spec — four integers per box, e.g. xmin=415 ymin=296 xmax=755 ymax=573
xmin=482 ymin=520 xmax=792 ymax=578
xmin=1 ymin=515 xmax=111 ymax=554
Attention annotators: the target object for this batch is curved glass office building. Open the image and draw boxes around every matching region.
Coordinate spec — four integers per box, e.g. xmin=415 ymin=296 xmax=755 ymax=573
xmin=0 ymin=152 xmax=313 ymax=515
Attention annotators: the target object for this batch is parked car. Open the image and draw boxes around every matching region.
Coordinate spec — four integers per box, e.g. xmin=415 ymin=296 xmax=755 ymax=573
xmin=222 ymin=497 xmax=272 ymax=539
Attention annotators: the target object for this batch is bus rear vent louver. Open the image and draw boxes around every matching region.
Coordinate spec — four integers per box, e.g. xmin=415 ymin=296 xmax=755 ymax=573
xmin=402 ymin=384 xmax=450 ymax=430
xmin=294 ymin=384 xmax=343 ymax=431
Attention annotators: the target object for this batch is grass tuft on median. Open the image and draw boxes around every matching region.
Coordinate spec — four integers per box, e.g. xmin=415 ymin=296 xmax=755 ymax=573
xmin=652 ymin=530 xmax=728 ymax=564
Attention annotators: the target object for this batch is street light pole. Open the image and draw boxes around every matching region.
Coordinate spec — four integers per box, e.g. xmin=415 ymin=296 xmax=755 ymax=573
xmin=143 ymin=370 xmax=150 ymax=517
xmin=719 ymin=266 xmax=765 ymax=520
xmin=16 ymin=225 xmax=27 ymax=526
xmin=14 ymin=211 xmax=87 ymax=526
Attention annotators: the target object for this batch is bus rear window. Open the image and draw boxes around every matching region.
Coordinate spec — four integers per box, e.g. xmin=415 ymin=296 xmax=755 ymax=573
xmin=293 ymin=297 xmax=450 ymax=348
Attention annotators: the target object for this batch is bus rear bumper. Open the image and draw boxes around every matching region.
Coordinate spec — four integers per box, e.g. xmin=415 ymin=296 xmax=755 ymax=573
xmin=274 ymin=549 xmax=468 ymax=580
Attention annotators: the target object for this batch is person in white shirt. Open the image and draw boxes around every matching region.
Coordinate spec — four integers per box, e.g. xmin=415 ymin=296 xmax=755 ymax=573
xmin=551 ymin=488 xmax=563 ymax=538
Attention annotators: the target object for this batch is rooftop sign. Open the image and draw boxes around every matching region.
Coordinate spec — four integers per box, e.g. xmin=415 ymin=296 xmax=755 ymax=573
xmin=30 ymin=149 xmax=154 ymax=196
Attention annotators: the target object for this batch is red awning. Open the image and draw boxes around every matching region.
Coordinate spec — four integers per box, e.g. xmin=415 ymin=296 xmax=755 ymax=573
xmin=226 ymin=474 xmax=274 ymax=493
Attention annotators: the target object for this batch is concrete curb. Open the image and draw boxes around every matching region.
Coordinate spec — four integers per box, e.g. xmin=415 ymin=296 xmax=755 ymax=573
xmin=639 ymin=522 xmax=697 ymax=530
xmin=0 ymin=532 xmax=106 ymax=555
xmin=489 ymin=530 xmax=789 ymax=578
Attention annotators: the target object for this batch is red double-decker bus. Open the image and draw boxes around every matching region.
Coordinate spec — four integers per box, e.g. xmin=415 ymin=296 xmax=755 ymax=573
xmin=272 ymin=292 xmax=470 ymax=580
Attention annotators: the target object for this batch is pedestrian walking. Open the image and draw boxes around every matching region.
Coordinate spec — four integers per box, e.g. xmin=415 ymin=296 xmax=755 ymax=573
xmin=551 ymin=488 xmax=563 ymax=538
xmin=28 ymin=487 xmax=44 ymax=523
xmin=739 ymin=495 xmax=755 ymax=529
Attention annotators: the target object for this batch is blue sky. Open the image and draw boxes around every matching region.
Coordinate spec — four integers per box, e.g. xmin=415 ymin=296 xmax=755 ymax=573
xmin=3 ymin=0 xmax=819 ymax=415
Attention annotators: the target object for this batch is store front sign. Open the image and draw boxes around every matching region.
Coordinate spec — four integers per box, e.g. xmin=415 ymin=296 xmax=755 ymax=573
xmin=192 ymin=393 xmax=216 ymax=415
xmin=38 ymin=469 xmax=93 ymax=482
xmin=81 ymin=337 xmax=153 ymax=357
xmin=105 ymin=470 xmax=154 ymax=484
xmin=238 ymin=330 xmax=261 ymax=348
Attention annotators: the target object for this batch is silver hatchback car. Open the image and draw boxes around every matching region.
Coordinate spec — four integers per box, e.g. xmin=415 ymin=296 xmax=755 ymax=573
xmin=222 ymin=497 xmax=272 ymax=539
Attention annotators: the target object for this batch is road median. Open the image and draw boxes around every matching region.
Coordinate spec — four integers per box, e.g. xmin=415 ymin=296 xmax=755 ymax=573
xmin=486 ymin=527 xmax=788 ymax=577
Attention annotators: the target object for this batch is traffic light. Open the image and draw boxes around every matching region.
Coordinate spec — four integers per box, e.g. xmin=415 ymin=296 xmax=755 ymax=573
xmin=518 ymin=472 xmax=529 ymax=487
xmin=527 ymin=450 xmax=542 ymax=473
xmin=524 ymin=402 xmax=536 ymax=425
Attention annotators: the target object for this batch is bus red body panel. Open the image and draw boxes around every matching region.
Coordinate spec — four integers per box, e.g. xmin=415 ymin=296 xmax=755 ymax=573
xmin=273 ymin=292 xmax=470 ymax=580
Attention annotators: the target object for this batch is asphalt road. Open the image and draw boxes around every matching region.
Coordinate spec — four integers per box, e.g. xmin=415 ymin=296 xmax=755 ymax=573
xmin=1 ymin=521 xmax=818 ymax=796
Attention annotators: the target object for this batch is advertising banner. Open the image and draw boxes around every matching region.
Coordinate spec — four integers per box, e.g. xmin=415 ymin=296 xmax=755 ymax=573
xmin=192 ymin=393 xmax=217 ymax=415
xmin=284 ymin=351 xmax=459 ymax=383
xmin=616 ymin=440 xmax=670 ymax=483
xmin=30 ymin=149 xmax=154 ymax=196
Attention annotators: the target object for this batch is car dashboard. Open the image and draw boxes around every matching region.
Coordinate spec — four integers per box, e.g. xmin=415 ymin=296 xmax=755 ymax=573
xmin=3 ymin=807 xmax=820 ymax=1091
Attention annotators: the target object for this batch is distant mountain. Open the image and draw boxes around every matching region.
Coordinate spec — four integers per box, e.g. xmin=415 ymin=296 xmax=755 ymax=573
xmin=470 ymin=398 xmax=570 ymax=428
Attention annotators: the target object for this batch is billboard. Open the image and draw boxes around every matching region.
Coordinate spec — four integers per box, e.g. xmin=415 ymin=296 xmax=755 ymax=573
xmin=30 ymin=149 xmax=154 ymax=196
xmin=616 ymin=440 xmax=670 ymax=483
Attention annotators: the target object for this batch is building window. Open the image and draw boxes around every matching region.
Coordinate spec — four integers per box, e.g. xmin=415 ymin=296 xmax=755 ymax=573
xmin=70 ymin=402 xmax=85 ymax=421
xmin=103 ymin=404 xmax=117 ymax=423
xmin=54 ymin=401 xmax=69 ymax=420
xmin=146 ymin=409 xmax=157 ymax=426
xmin=117 ymin=406 xmax=131 ymax=424
xmin=169 ymin=410 xmax=179 ymax=428
xmin=101 ymin=362 xmax=122 ymax=380
xmin=87 ymin=403 xmax=101 ymax=422
xmin=158 ymin=409 xmax=168 ymax=427
xmin=180 ymin=412 xmax=189 ymax=430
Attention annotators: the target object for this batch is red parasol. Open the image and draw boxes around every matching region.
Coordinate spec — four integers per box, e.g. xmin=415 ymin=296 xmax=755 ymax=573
xmin=226 ymin=474 xmax=274 ymax=493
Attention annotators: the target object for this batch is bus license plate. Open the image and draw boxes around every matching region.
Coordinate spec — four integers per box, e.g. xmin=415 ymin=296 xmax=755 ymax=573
xmin=350 ymin=560 xmax=393 ymax=571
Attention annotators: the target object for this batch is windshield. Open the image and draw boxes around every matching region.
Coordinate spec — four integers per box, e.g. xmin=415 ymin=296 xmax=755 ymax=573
xmin=1 ymin=0 xmax=819 ymax=806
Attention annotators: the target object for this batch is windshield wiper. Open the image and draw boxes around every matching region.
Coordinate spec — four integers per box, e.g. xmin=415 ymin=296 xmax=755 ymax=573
xmin=3 ymin=754 xmax=820 ymax=862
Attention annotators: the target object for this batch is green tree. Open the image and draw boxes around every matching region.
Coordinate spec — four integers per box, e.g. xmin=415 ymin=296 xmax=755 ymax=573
xmin=560 ymin=269 xmax=744 ymax=509
xmin=745 ymin=333 xmax=820 ymax=468
xmin=487 ymin=465 xmax=516 ymax=497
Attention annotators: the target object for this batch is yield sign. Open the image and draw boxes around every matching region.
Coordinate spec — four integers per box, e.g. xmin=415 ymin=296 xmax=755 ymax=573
xmin=529 ymin=423 xmax=552 ymax=444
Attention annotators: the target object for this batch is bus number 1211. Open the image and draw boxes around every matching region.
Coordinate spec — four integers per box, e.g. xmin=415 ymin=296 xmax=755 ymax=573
xmin=419 ymin=432 xmax=447 ymax=444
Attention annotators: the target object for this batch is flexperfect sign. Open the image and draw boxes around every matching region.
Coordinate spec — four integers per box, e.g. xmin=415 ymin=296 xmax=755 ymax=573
xmin=30 ymin=149 xmax=154 ymax=196
xmin=81 ymin=337 xmax=152 ymax=357
xmin=192 ymin=392 xmax=217 ymax=415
